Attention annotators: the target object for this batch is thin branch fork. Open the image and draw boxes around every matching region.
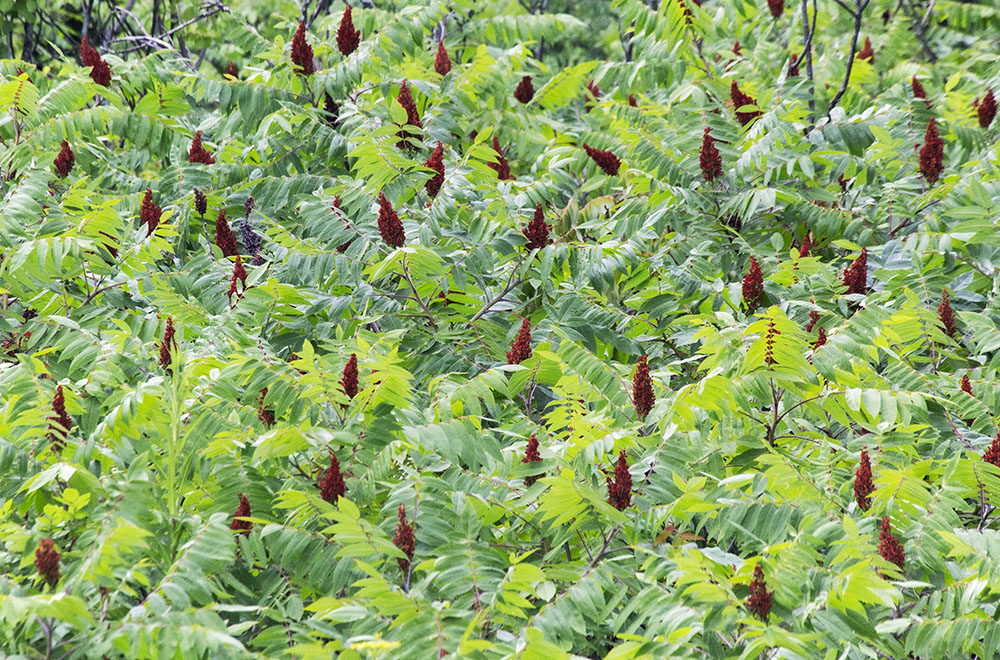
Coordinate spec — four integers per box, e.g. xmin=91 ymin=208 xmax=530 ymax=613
xmin=826 ymin=0 xmax=873 ymax=119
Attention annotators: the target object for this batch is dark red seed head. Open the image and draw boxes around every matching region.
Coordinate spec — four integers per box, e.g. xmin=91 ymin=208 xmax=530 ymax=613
xmin=424 ymin=142 xmax=445 ymax=198
xmin=188 ymin=131 xmax=216 ymax=164
xmin=337 ymin=5 xmax=361 ymax=56
xmin=159 ymin=317 xmax=177 ymax=371
xmin=215 ymin=210 xmax=239 ymax=257
xmin=377 ymin=193 xmax=406 ymax=248
xmin=841 ymin=248 xmax=868 ymax=296
xmin=231 ymin=493 xmax=252 ymax=536
xmin=983 ymin=432 xmax=1000 ymax=468
xmin=193 ymin=188 xmax=208 ymax=216
xmin=319 ymin=452 xmax=346 ymax=503
xmin=47 ymin=385 xmax=72 ymax=452
xmin=767 ymin=0 xmax=784 ymax=16
xmin=522 ymin=204 xmax=550 ymax=250
xmin=35 ymin=538 xmax=61 ymax=588
xmin=812 ymin=326 xmax=827 ymax=349
xmin=54 ymin=140 xmax=75 ymax=177
xmin=434 ymin=40 xmax=451 ymax=76
xmin=488 ymin=136 xmax=514 ymax=180
xmin=919 ymin=117 xmax=943 ymax=184
xmin=699 ymin=127 xmax=722 ymax=182
xmin=854 ymin=447 xmax=874 ymax=511
xmin=961 ymin=375 xmax=973 ymax=395
xmin=340 ymin=353 xmax=359 ymax=400
xmin=746 ymin=564 xmax=772 ymax=621
xmin=730 ymin=81 xmax=761 ymax=127
xmin=228 ymin=255 xmax=248 ymax=307
xmin=937 ymin=289 xmax=958 ymax=338
xmin=628 ymin=94 xmax=638 ymax=107
xmin=606 ymin=450 xmax=632 ymax=510
xmin=393 ymin=504 xmax=415 ymax=572
xmin=522 ymin=434 xmax=542 ymax=486
xmin=582 ymin=143 xmax=621 ymax=176
xmin=506 ymin=319 xmax=533 ymax=365
xmin=633 ymin=355 xmax=655 ymax=421
xmin=514 ymin=75 xmax=534 ymax=104
xmin=878 ymin=516 xmax=904 ymax=571
xmin=742 ymin=257 xmax=764 ymax=311
xmin=978 ymin=89 xmax=997 ymax=128
xmin=80 ymin=36 xmax=111 ymax=86
xmin=585 ymin=80 xmax=601 ymax=112
xmin=140 ymin=188 xmax=162 ymax=235
xmin=257 ymin=387 xmax=275 ymax=427
xmin=226 ymin=61 xmax=238 ymax=79
xmin=857 ymin=36 xmax=874 ymax=63
xmin=290 ymin=21 xmax=315 ymax=75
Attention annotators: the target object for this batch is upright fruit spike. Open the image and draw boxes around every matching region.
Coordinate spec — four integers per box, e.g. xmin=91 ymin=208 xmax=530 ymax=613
xmin=746 ymin=564 xmax=772 ymax=621
xmin=632 ymin=355 xmax=655 ymax=421
xmin=393 ymin=504 xmax=415 ymax=572
xmin=699 ymin=127 xmax=722 ymax=182
xmin=522 ymin=434 xmax=542 ymax=486
xmin=488 ymin=136 xmax=514 ymax=180
xmin=854 ymin=447 xmax=874 ymax=511
xmin=337 ymin=5 xmax=361 ymax=56
xmin=514 ymin=75 xmax=534 ymax=104
xmin=231 ymin=494 xmax=252 ymax=536
xmin=47 ymin=385 xmax=72 ymax=452
xmin=377 ymin=193 xmax=406 ymax=247
xmin=257 ymin=387 xmax=275 ymax=426
xmin=319 ymin=453 xmax=346 ymax=503
xmin=80 ymin=36 xmax=111 ymax=86
xmin=506 ymin=319 xmax=533 ymax=365
xmin=767 ymin=0 xmax=784 ymax=17
xmin=582 ymin=143 xmax=621 ymax=176
xmin=340 ymin=353 xmax=359 ymax=400
xmin=878 ymin=516 xmax=904 ymax=571
xmin=937 ymin=289 xmax=958 ymax=338
xmin=606 ymin=450 xmax=632 ymax=510
xmin=228 ymin=255 xmax=248 ymax=307
xmin=978 ymin=89 xmax=997 ymax=128
xmin=188 ymin=131 xmax=216 ymax=164
xmin=960 ymin=375 xmax=973 ymax=395
xmin=290 ymin=21 xmax=315 ymax=75
xmin=983 ymin=432 xmax=1000 ymax=467
xmin=140 ymin=188 xmax=162 ymax=235
xmin=395 ymin=81 xmax=423 ymax=149
xmin=857 ymin=36 xmax=874 ymax=63
xmin=35 ymin=539 xmax=61 ymax=588
xmin=434 ymin=40 xmax=451 ymax=75
xmin=730 ymin=81 xmax=761 ymax=126
xmin=911 ymin=76 xmax=929 ymax=106
xmin=841 ymin=248 xmax=868 ymax=296
xmin=918 ymin=117 xmax=943 ymax=184
xmin=215 ymin=210 xmax=239 ymax=257
xmin=193 ymin=188 xmax=208 ymax=216
xmin=159 ymin=317 xmax=177 ymax=371
xmin=585 ymin=80 xmax=601 ymax=112
xmin=54 ymin=140 xmax=75 ymax=177
xmin=742 ymin=257 xmax=764 ymax=311
xmin=522 ymin=204 xmax=550 ymax=250
xmin=424 ymin=142 xmax=445 ymax=197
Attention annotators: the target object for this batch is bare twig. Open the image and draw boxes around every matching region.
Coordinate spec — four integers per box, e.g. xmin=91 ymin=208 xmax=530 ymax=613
xmin=827 ymin=0 xmax=872 ymax=119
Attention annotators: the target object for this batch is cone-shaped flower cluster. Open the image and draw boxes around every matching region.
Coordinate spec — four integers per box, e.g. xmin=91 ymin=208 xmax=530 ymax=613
xmin=80 ymin=36 xmax=111 ymax=86
xmin=633 ymin=355 xmax=655 ymax=421
xmin=506 ymin=319 xmax=533 ymax=365
xmin=582 ymin=143 xmax=621 ymax=176
xmin=434 ymin=40 xmax=451 ymax=76
xmin=341 ymin=353 xmax=359 ymax=400
xmin=978 ymin=89 xmax=997 ymax=128
xmin=730 ymin=82 xmax=761 ymax=126
xmin=54 ymin=140 xmax=75 ymax=177
xmin=377 ymin=193 xmax=406 ymax=247
xmin=332 ymin=197 xmax=353 ymax=253
xmin=319 ymin=453 xmax=346 ymax=503
xmin=746 ymin=564 xmax=772 ymax=621
xmin=812 ymin=326 xmax=827 ymax=349
xmin=140 ymin=188 xmax=162 ymax=235
xmin=911 ymin=77 xmax=928 ymax=105
xmin=700 ymin=128 xmax=722 ymax=182
xmin=522 ymin=204 xmax=550 ymax=250
xmin=842 ymin=248 xmax=868 ymax=296
xmin=337 ymin=5 xmax=361 ymax=56
xmin=514 ymin=75 xmax=534 ymax=104
xmin=805 ymin=308 xmax=820 ymax=333
xmin=938 ymin=289 xmax=958 ymax=338
xmin=857 ymin=36 xmax=874 ymax=63
xmin=228 ymin=255 xmax=248 ymax=307
xmin=522 ymin=434 xmax=542 ymax=486
xmin=424 ymin=142 xmax=445 ymax=197
xmin=983 ymin=432 xmax=1000 ymax=467
xmin=257 ymin=387 xmax=275 ymax=426
xmin=231 ymin=493 xmax=252 ymax=536
xmin=878 ymin=516 xmax=904 ymax=571
xmin=606 ymin=450 xmax=632 ymax=510
xmin=628 ymin=94 xmax=638 ymax=107
xmin=854 ymin=447 xmax=874 ymax=511
xmin=767 ymin=0 xmax=784 ymax=17
xmin=215 ymin=210 xmax=239 ymax=257
xmin=919 ymin=118 xmax=943 ymax=184
xmin=961 ymin=375 xmax=973 ymax=395
xmin=488 ymin=137 xmax=514 ymax=180
xmin=585 ymin=80 xmax=601 ymax=112
xmin=290 ymin=21 xmax=315 ymax=75
xmin=788 ymin=53 xmax=799 ymax=77
xmin=47 ymin=385 xmax=72 ymax=451
xmin=226 ymin=61 xmax=238 ymax=79
xmin=393 ymin=504 xmax=415 ymax=572
xmin=742 ymin=257 xmax=764 ymax=311
xmin=35 ymin=538 xmax=61 ymax=588
xmin=799 ymin=232 xmax=813 ymax=258
xmin=324 ymin=92 xmax=340 ymax=128
xmin=396 ymin=81 xmax=422 ymax=149
xmin=194 ymin=188 xmax=208 ymax=216
xmin=159 ymin=317 xmax=177 ymax=371
xmin=188 ymin=131 xmax=215 ymax=164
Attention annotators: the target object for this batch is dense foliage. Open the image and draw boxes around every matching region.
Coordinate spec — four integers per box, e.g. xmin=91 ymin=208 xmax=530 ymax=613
xmin=3 ymin=0 xmax=1000 ymax=658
